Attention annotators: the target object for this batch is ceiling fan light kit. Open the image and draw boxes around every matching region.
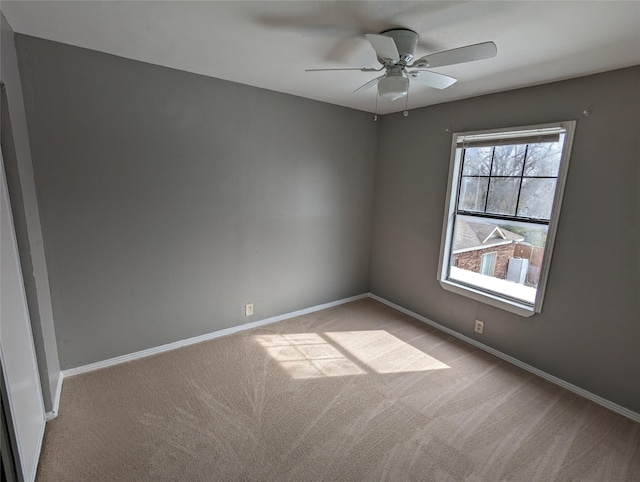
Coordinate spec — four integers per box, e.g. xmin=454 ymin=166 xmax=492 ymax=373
xmin=306 ymin=27 xmax=497 ymax=107
xmin=378 ymin=71 xmax=409 ymax=100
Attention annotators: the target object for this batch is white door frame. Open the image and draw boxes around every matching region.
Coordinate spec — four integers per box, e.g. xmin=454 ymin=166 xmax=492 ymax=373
xmin=0 ymin=149 xmax=46 ymax=482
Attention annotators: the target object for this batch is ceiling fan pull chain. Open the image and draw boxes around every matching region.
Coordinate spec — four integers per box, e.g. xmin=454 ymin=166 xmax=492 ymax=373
xmin=374 ymin=94 xmax=379 ymax=121
xmin=404 ymin=89 xmax=409 ymax=117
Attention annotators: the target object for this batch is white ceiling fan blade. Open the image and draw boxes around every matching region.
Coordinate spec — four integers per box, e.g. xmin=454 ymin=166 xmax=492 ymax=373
xmin=354 ymin=75 xmax=384 ymax=93
xmin=406 ymin=70 xmax=457 ymax=90
xmin=306 ymin=67 xmax=381 ymax=72
xmin=365 ymin=34 xmax=400 ymax=64
xmin=410 ymin=42 xmax=497 ymax=68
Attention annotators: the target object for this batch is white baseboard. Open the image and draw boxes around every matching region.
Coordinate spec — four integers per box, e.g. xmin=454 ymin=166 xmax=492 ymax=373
xmin=44 ymin=371 xmax=63 ymax=421
xmin=368 ymin=293 xmax=640 ymax=424
xmin=58 ymin=291 xmax=638 ymax=424
xmin=62 ymin=293 xmax=369 ymax=378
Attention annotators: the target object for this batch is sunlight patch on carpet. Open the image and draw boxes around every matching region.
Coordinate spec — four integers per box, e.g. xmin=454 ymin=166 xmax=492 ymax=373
xmin=326 ymin=330 xmax=450 ymax=374
xmin=254 ymin=333 xmax=365 ymax=378
xmin=254 ymin=331 xmax=449 ymax=379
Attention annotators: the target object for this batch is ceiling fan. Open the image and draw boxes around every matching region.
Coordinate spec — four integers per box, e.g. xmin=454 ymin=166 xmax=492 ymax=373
xmin=306 ymin=29 xmax=497 ymax=101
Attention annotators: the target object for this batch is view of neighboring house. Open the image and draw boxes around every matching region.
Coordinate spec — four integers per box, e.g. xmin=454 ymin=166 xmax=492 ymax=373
xmin=451 ymin=219 xmax=542 ymax=284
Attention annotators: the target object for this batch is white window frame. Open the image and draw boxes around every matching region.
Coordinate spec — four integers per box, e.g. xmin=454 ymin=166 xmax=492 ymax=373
xmin=437 ymin=121 xmax=576 ymax=317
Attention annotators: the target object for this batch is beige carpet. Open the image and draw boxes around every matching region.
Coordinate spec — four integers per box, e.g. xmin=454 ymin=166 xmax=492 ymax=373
xmin=37 ymin=299 xmax=639 ymax=481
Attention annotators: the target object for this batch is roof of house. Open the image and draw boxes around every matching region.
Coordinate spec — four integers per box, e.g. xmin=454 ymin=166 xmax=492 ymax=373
xmin=453 ymin=219 xmax=524 ymax=253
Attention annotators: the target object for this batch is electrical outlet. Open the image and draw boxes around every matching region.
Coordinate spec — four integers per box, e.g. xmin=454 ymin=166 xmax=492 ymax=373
xmin=245 ymin=304 xmax=254 ymax=317
xmin=474 ymin=320 xmax=484 ymax=334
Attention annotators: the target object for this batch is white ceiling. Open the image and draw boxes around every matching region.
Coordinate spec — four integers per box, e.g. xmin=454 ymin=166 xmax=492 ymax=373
xmin=3 ymin=1 xmax=640 ymax=114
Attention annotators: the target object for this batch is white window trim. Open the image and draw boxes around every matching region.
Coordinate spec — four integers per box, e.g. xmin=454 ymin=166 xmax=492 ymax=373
xmin=437 ymin=121 xmax=576 ymax=317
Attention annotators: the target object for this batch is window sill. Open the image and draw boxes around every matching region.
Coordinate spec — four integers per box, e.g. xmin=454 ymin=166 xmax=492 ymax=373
xmin=439 ymin=279 xmax=536 ymax=317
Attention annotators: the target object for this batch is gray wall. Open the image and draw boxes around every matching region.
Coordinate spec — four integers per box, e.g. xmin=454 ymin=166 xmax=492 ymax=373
xmin=1 ymin=14 xmax=60 ymax=413
xmin=12 ymin=32 xmax=640 ymax=414
xmin=16 ymin=35 xmax=378 ymax=370
xmin=371 ymin=66 xmax=640 ymax=413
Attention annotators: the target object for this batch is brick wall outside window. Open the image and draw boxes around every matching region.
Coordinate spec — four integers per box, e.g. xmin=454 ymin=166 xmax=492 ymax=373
xmin=453 ymin=243 xmax=545 ymax=285
xmin=452 ymin=244 xmax=516 ymax=279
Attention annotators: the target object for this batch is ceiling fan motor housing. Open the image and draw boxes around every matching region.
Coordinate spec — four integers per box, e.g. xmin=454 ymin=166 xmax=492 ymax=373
xmin=381 ymin=29 xmax=419 ymax=65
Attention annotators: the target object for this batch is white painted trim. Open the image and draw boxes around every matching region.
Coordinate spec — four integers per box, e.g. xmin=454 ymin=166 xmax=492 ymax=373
xmin=45 ymin=372 xmax=63 ymax=421
xmin=437 ymin=121 xmax=577 ymax=316
xmin=27 ymin=420 xmax=47 ymax=482
xmin=532 ymin=121 xmax=576 ymax=313
xmin=1 ymin=157 xmax=47 ymax=482
xmin=60 ymin=291 xmax=639 ymax=424
xmin=62 ymin=293 xmax=369 ymax=378
xmin=367 ymin=293 xmax=640 ymax=424
xmin=439 ymin=279 xmax=534 ymax=317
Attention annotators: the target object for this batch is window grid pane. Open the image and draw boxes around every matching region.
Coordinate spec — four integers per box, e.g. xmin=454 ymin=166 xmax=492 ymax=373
xmin=486 ymin=178 xmax=521 ymax=216
xmin=457 ymin=141 xmax=560 ymax=222
xmin=517 ymin=178 xmax=557 ymax=219
xmin=458 ymin=177 xmax=489 ymax=212
xmin=523 ymin=142 xmax=562 ymax=177
xmin=461 ymin=147 xmax=492 ymax=176
xmin=491 ymin=144 xmax=526 ymax=176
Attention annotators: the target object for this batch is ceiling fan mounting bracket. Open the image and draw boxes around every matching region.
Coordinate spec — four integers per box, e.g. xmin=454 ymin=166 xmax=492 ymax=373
xmin=380 ymin=28 xmax=419 ymax=65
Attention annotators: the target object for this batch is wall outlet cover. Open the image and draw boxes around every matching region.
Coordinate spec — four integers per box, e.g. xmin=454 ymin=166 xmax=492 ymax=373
xmin=474 ymin=320 xmax=484 ymax=334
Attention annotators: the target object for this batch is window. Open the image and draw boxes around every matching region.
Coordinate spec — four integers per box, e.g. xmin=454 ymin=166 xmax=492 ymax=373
xmin=438 ymin=122 xmax=576 ymax=316
xmin=480 ymin=252 xmax=497 ymax=276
